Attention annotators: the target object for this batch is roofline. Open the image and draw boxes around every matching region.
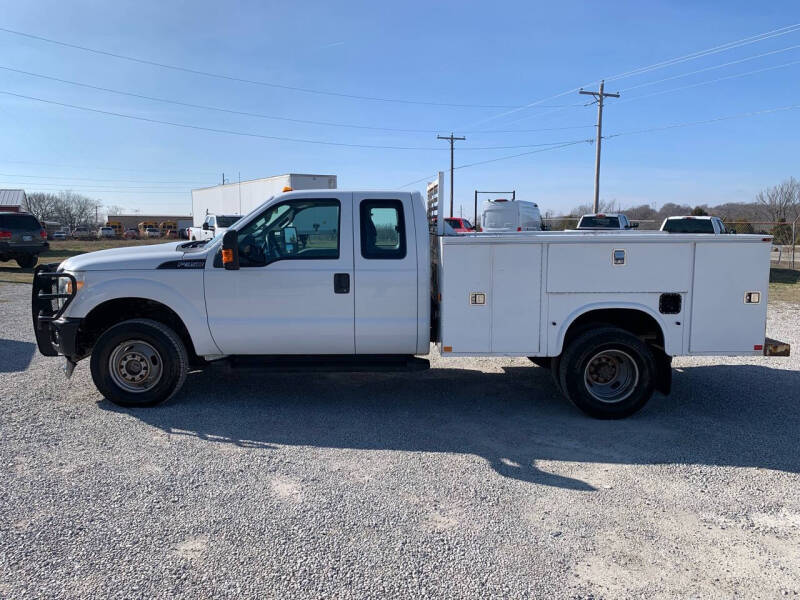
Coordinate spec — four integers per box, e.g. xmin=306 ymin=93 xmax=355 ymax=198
xmin=191 ymin=173 xmax=337 ymax=193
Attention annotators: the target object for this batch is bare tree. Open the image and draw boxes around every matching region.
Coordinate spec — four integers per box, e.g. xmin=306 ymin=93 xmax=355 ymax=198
xmin=23 ymin=192 xmax=60 ymax=222
xmin=52 ymin=191 xmax=98 ymax=230
xmin=756 ymin=177 xmax=800 ymax=222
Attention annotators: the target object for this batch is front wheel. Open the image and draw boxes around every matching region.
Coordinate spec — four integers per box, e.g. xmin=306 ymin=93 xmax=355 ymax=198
xmin=90 ymin=319 xmax=188 ymax=407
xmin=558 ymin=327 xmax=656 ymax=419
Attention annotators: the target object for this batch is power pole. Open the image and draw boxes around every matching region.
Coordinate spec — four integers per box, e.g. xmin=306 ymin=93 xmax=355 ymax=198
xmin=579 ymin=80 xmax=619 ymax=213
xmin=437 ymin=133 xmax=466 ymax=217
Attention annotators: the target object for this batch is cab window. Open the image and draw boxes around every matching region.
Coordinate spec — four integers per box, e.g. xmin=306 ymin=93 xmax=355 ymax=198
xmin=234 ymin=199 xmax=340 ymax=267
xmin=360 ymin=200 xmax=406 ymax=259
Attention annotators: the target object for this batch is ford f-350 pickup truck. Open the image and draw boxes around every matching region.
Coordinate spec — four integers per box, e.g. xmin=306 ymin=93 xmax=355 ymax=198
xmin=32 ymin=189 xmax=789 ymax=418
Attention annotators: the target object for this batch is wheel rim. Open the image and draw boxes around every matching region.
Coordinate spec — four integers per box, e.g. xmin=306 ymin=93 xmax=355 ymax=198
xmin=584 ymin=349 xmax=639 ymax=404
xmin=108 ymin=340 xmax=163 ymax=393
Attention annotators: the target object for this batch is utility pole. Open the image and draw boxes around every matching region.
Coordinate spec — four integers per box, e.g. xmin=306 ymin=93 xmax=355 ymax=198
xmin=579 ymin=80 xmax=619 ymax=213
xmin=437 ymin=132 xmax=466 ymax=217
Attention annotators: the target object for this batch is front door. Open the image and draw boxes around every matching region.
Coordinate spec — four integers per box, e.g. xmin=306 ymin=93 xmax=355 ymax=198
xmin=204 ymin=193 xmax=355 ymax=355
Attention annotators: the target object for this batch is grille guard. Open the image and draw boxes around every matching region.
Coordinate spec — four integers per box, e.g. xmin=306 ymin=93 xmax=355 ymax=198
xmin=31 ymin=263 xmax=77 ymax=356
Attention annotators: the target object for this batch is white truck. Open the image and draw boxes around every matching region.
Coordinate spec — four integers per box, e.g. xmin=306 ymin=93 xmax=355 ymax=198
xmin=32 ymin=189 xmax=789 ymax=419
xmin=575 ymin=213 xmax=638 ymax=230
xmin=188 ymin=214 xmax=241 ymax=241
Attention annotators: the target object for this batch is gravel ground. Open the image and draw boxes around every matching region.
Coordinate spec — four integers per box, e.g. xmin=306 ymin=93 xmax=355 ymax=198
xmin=1 ymin=281 xmax=799 ymax=599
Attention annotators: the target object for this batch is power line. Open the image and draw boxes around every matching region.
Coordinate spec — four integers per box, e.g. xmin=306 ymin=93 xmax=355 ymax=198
xmin=0 ymin=171 xmax=211 ymax=184
xmin=0 ymin=88 xmax=595 ymax=151
xmin=466 ymin=22 xmax=800 ymax=128
xmin=579 ymin=81 xmax=620 ymax=212
xmin=605 ymin=103 xmax=800 ymax=138
xmin=618 ymin=43 xmax=800 ymax=93
xmin=0 ymin=26 xmax=521 ymax=109
xmin=613 ymin=59 xmax=800 ymax=105
xmin=0 ymin=158 xmax=219 ymax=176
xmin=398 ymin=139 xmax=593 ymax=188
xmin=0 ymin=64 xmax=594 ymax=136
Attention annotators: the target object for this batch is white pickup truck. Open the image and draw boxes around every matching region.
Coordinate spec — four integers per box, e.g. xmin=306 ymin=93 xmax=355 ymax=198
xmin=188 ymin=214 xmax=240 ymax=241
xmin=32 ymin=189 xmax=789 ymax=418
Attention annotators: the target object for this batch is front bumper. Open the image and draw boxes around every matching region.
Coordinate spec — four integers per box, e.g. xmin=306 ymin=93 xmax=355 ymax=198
xmin=31 ymin=263 xmax=81 ymax=359
xmin=0 ymin=241 xmax=48 ymax=256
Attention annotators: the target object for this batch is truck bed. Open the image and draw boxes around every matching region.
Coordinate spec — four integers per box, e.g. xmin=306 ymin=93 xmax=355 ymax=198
xmin=435 ymin=231 xmax=771 ymax=358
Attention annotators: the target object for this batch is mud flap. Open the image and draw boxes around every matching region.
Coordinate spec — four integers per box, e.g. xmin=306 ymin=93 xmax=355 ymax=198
xmin=654 ymin=350 xmax=672 ymax=396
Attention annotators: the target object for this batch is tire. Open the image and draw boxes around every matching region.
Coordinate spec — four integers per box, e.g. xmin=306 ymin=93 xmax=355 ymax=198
xmin=90 ymin=318 xmax=188 ymax=407
xmin=558 ymin=326 xmax=656 ymax=419
xmin=16 ymin=254 xmax=37 ymax=269
xmin=527 ymin=357 xmax=551 ymax=369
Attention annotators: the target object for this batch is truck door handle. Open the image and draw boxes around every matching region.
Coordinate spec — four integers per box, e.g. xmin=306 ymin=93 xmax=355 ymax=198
xmin=334 ymin=273 xmax=350 ymax=294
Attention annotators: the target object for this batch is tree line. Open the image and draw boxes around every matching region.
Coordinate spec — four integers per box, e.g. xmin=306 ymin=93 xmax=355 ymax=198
xmin=22 ymin=191 xmax=124 ymax=230
xmin=558 ymin=177 xmax=800 ymax=227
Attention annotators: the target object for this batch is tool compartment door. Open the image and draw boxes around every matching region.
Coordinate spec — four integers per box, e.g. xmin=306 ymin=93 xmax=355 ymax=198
xmin=689 ymin=241 xmax=769 ymax=353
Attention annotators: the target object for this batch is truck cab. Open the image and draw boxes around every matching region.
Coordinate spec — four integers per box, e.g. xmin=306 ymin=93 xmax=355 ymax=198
xmin=660 ymin=216 xmax=728 ymax=234
xmin=576 ymin=213 xmax=637 ymax=230
xmin=189 ymin=214 xmax=240 ymax=241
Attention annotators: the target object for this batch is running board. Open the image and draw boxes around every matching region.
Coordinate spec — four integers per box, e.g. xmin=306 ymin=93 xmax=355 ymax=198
xmin=215 ymin=354 xmax=430 ymax=373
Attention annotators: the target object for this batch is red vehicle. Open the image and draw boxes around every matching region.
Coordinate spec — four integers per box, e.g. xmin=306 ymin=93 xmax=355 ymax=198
xmin=444 ymin=217 xmax=474 ymax=233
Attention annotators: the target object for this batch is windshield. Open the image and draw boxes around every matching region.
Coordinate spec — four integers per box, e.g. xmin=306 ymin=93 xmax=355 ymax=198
xmin=216 ymin=216 xmax=240 ymax=227
xmin=0 ymin=214 xmax=41 ymax=229
xmin=663 ymin=219 xmax=715 ymax=233
xmin=579 ymin=216 xmax=620 ymax=228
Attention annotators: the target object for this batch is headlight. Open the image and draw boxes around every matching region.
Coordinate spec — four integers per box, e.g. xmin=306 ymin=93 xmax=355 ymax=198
xmin=57 ymin=272 xmax=85 ymax=308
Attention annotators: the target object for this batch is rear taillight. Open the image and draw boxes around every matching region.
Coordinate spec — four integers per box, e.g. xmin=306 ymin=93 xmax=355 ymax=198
xmin=0 ymin=230 xmax=11 ymax=239
xmin=517 ymin=227 xmax=522 ymax=231
xmin=40 ymin=229 xmax=47 ymax=239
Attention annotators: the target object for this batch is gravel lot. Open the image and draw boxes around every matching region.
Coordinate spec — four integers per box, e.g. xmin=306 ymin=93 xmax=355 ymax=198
xmin=1 ymin=281 xmax=799 ymax=599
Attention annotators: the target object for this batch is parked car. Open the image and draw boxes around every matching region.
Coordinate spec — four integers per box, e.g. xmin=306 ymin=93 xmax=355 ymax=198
xmin=123 ymin=228 xmax=139 ymax=240
xmin=0 ymin=211 xmax=49 ymax=268
xmin=52 ymin=230 xmax=68 ymax=241
xmin=72 ymin=226 xmax=93 ymax=239
xmin=444 ymin=217 xmax=473 ymax=233
xmin=660 ymin=216 xmax=730 ymax=234
xmin=97 ymin=226 xmax=116 ymax=239
xmin=144 ymin=227 xmax=162 ymax=239
xmin=481 ymin=199 xmax=542 ymax=232
xmin=576 ymin=213 xmax=637 ymax=230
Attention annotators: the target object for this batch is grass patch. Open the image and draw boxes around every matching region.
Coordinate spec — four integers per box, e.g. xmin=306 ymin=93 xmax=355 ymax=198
xmin=769 ymin=267 xmax=800 ymax=304
xmin=0 ymin=239 xmax=167 ymax=284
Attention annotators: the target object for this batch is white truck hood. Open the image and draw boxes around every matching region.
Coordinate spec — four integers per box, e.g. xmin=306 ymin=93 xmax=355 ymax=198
xmin=60 ymin=241 xmax=210 ymax=271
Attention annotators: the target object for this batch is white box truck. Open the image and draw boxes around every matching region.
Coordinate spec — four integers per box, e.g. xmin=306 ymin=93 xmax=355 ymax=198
xmin=32 ymin=189 xmax=789 ymax=419
xmin=191 ymin=173 xmax=336 ymax=226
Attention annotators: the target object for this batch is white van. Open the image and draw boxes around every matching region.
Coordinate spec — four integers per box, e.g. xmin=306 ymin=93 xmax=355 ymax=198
xmin=481 ymin=199 xmax=542 ymax=232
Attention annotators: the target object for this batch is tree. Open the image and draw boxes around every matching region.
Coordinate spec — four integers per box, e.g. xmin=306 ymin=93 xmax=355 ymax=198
xmin=691 ymin=206 xmax=708 ymax=216
xmin=756 ymin=177 xmax=799 ymax=223
xmin=23 ymin=192 xmax=60 ymax=222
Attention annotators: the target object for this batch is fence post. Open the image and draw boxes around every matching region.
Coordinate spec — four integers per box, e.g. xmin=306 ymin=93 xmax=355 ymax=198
xmin=792 ymin=215 xmax=799 ymax=270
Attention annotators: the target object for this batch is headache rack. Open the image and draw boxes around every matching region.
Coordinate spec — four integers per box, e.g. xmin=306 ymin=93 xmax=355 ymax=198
xmin=31 ymin=263 xmax=77 ymax=356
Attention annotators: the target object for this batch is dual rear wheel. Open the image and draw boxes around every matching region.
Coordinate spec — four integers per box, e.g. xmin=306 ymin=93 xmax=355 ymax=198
xmin=533 ymin=327 xmax=658 ymax=419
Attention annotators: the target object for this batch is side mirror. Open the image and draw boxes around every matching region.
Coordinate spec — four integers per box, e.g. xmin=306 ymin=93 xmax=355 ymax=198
xmin=630 ymin=222 xmax=639 ymax=228
xmin=202 ymin=222 xmax=209 ymax=231
xmin=729 ymin=228 xmax=736 ymax=234
xmin=221 ymin=229 xmax=239 ymax=270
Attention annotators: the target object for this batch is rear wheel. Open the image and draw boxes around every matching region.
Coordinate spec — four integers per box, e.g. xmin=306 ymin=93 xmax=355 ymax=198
xmin=90 ymin=319 xmax=188 ymax=407
xmin=16 ymin=254 xmax=37 ymax=269
xmin=558 ymin=327 xmax=656 ymax=419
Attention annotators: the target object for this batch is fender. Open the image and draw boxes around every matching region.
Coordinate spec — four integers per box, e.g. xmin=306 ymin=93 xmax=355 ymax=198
xmin=551 ymin=300 xmax=675 ymax=356
xmin=65 ymin=272 xmax=221 ymax=356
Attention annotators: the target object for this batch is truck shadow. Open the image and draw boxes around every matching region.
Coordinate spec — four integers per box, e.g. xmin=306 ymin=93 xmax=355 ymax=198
xmin=0 ymin=338 xmax=37 ymax=373
xmin=100 ymin=362 xmax=800 ymax=490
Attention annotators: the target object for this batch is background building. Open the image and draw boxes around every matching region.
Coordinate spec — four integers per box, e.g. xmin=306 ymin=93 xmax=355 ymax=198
xmin=191 ymin=173 xmax=336 ymax=226
xmin=0 ymin=189 xmax=26 ymax=213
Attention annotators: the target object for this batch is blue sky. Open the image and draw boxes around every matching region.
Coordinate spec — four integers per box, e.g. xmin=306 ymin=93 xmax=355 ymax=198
xmin=0 ymin=0 xmax=798 ymax=218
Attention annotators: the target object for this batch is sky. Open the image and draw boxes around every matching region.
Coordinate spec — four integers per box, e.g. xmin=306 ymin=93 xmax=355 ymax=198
xmin=0 ymin=0 xmax=799 ymax=219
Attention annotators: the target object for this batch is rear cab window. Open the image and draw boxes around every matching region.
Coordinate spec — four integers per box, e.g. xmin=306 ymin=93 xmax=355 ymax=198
xmin=0 ymin=214 xmax=42 ymax=230
xmin=360 ymin=200 xmax=406 ymax=259
xmin=663 ymin=219 xmax=715 ymax=233
xmin=579 ymin=216 xmax=620 ymax=228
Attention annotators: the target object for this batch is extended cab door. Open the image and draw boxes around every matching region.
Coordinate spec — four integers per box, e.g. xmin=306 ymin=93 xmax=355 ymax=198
xmin=204 ymin=192 xmax=355 ymax=354
xmin=353 ymin=193 xmax=418 ymax=353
